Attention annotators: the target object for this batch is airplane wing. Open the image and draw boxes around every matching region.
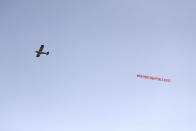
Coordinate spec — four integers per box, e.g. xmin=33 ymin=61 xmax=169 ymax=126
xmin=39 ymin=45 xmax=44 ymax=51
xmin=36 ymin=54 xmax=40 ymax=57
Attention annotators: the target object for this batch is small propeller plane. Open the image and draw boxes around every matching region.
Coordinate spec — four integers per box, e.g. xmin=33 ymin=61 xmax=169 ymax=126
xmin=36 ymin=45 xmax=49 ymax=57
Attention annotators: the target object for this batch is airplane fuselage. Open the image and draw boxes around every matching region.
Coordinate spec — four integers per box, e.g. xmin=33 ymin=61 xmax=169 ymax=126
xmin=36 ymin=51 xmax=48 ymax=55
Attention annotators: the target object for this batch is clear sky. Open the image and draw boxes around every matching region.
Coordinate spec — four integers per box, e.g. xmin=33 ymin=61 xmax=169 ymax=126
xmin=0 ymin=0 xmax=196 ymax=131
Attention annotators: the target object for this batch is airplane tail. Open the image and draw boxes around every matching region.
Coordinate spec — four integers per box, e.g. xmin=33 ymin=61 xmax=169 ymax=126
xmin=46 ymin=52 xmax=49 ymax=55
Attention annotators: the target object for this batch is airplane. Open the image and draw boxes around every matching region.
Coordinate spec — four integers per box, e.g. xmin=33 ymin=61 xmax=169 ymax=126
xmin=36 ymin=45 xmax=49 ymax=57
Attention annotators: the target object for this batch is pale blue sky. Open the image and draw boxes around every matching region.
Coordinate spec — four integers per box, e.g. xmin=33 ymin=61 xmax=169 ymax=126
xmin=0 ymin=0 xmax=196 ymax=131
